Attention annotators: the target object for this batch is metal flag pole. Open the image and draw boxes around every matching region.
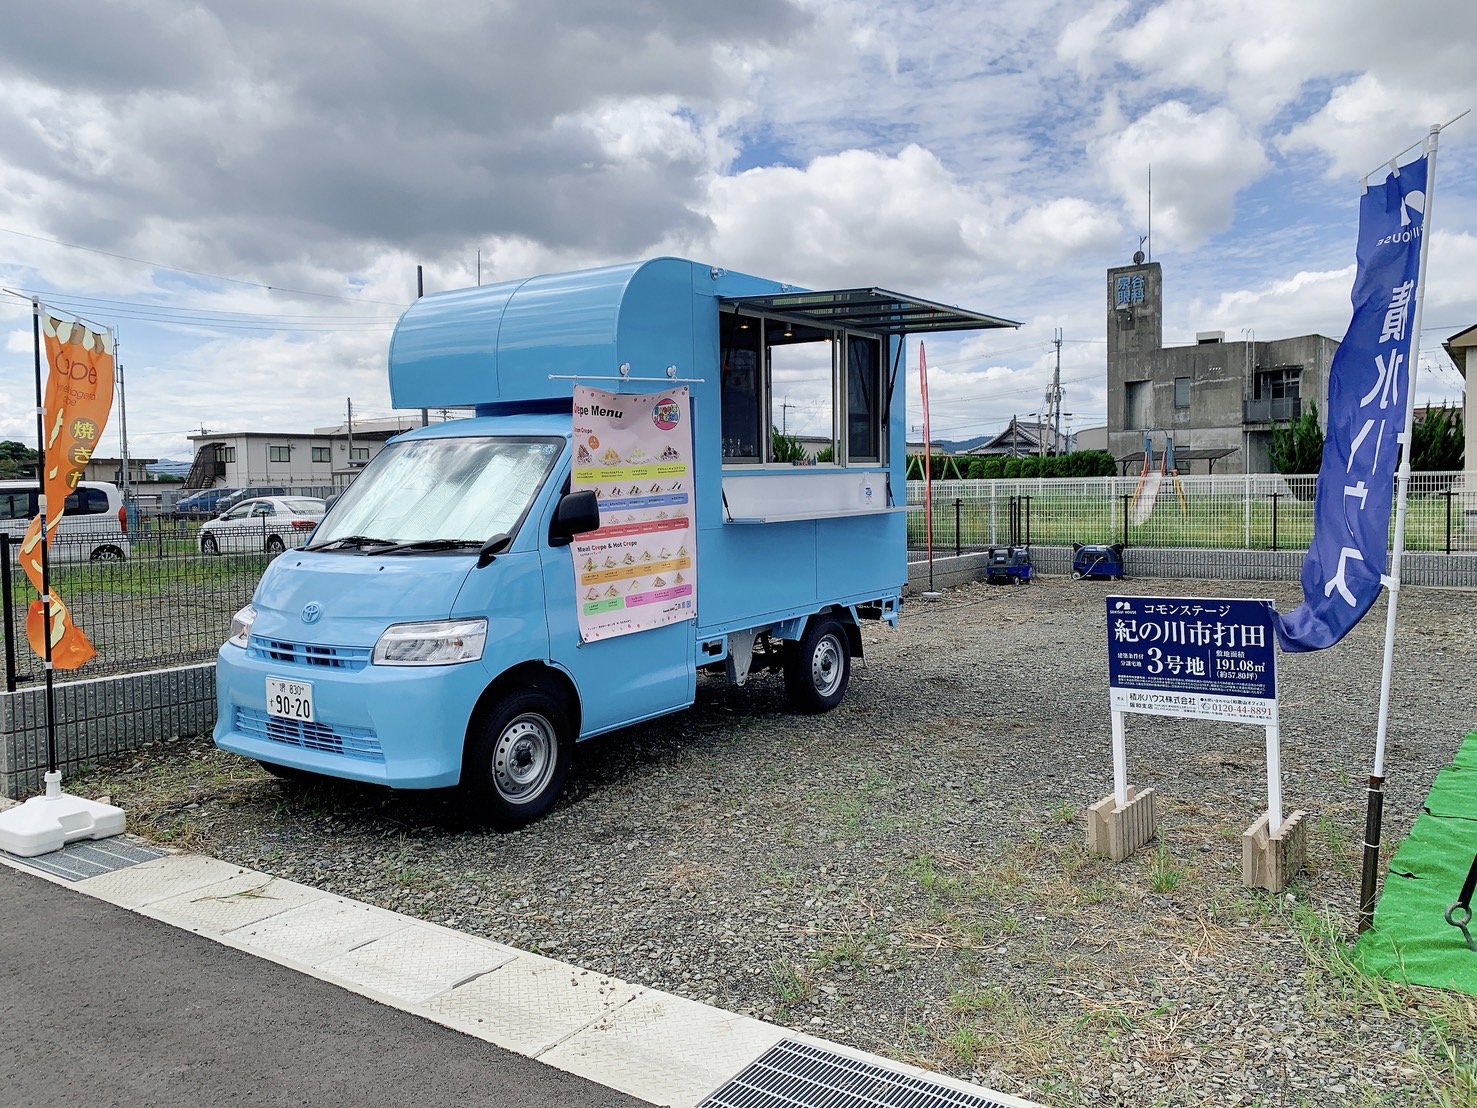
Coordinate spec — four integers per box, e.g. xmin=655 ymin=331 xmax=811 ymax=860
xmin=30 ymin=299 xmax=61 ymax=785
xmin=1359 ymin=122 xmax=1444 ymax=934
xmin=0 ymin=303 xmax=127 ymax=856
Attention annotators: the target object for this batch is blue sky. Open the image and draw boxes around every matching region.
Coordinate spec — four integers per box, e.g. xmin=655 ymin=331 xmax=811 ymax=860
xmin=0 ymin=0 xmax=1471 ymax=461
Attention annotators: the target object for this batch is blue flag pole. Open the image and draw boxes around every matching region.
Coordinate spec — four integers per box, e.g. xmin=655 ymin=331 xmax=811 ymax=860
xmin=1359 ymin=123 xmax=1444 ymax=934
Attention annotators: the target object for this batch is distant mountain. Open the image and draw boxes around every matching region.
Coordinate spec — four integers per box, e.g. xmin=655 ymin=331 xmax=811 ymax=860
xmin=146 ymin=459 xmax=193 ymax=477
xmin=932 ymin=436 xmax=992 ymax=454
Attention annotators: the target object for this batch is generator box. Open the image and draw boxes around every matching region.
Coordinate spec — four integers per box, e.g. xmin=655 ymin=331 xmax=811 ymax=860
xmin=1072 ymin=542 xmax=1124 ymax=580
xmin=986 ymin=545 xmax=1032 ymax=585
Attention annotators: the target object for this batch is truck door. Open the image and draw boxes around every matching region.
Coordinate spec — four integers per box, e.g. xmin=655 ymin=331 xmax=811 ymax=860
xmin=540 ymin=511 xmax=695 ymax=737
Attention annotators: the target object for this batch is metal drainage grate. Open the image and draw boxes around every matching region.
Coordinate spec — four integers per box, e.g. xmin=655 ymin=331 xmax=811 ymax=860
xmin=700 ymin=1039 xmax=1021 ymax=1108
xmin=3 ymin=837 xmax=169 ymax=882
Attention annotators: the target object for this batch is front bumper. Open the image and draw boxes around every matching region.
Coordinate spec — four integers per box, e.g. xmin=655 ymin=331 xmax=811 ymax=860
xmin=213 ymin=641 xmax=491 ymax=789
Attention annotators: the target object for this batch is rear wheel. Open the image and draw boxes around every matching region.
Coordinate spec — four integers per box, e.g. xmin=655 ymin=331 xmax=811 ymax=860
xmin=463 ymin=687 xmax=573 ymax=830
xmin=201 ymin=534 xmax=220 ymax=556
xmin=266 ymin=535 xmax=285 ymax=554
xmin=784 ymin=614 xmax=851 ymax=713
xmin=90 ymin=545 xmax=125 ymax=562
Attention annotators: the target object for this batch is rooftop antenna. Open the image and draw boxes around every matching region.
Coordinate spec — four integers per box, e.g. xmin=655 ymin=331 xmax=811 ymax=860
xmin=1146 ymin=163 xmax=1152 ymax=262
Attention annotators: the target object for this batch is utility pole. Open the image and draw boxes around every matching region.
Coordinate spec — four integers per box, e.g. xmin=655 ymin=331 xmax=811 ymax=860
xmin=346 ymin=397 xmax=353 ymax=474
xmin=417 ymin=266 xmax=429 ymax=428
xmin=781 ymin=401 xmax=793 ymax=434
xmin=1052 ymin=328 xmax=1063 ymax=456
xmin=115 ymin=331 xmax=131 ymax=505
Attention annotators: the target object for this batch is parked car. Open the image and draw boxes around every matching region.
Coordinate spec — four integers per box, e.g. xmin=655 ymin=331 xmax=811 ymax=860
xmin=217 ymin=486 xmax=288 ymax=513
xmin=175 ymin=487 xmax=239 ymax=519
xmin=198 ymin=497 xmax=326 ymax=555
xmin=0 ymin=480 xmax=131 ymax=562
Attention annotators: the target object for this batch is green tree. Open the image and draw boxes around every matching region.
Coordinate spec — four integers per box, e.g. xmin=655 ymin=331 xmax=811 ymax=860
xmin=0 ymin=440 xmax=37 ymax=479
xmin=1268 ymin=402 xmax=1325 ymax=475
xmin=770 ymin=427 xmax=808 ymax=463
xmin=1411 ymin=404 xmax=1464 ymax=471
xmin=981 ymin=457 xmax=1004 ymax=480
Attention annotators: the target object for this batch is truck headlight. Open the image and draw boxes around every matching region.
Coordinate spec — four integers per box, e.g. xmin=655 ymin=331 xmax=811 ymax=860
xmin=227 ymin=604 xmax=257 ymax=648
xmin=373 ymin=618 xmax=487 ymax=666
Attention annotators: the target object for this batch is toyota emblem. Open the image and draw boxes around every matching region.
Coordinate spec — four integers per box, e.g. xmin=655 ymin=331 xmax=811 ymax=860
xmin=301 ymin=602 xmax=323 ymax=624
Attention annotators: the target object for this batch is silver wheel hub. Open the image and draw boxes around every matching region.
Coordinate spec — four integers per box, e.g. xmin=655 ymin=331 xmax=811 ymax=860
xmin=492 ymin=714 xmax=554 ymax=800
xmin=811 ymin=635 xmax=844 ymax=697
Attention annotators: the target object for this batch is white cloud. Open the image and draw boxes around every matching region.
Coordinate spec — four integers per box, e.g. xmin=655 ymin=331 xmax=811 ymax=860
xmin=1090 ymin=101 xmax=1267 ymax=248
xmin=692 ymin=145 xmax=1119 ymax=293
xmin=1277 ymin=74 xmax=1466 ymax=178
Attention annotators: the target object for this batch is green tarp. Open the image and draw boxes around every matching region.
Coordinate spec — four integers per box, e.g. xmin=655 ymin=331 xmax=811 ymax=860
xmin=1354 ymin=732 xmax=1477 ymax=997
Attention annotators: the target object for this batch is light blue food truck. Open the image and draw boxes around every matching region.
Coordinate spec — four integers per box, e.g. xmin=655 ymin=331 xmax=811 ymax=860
xmin=214 ymin=258 xmax=1016 ymax=826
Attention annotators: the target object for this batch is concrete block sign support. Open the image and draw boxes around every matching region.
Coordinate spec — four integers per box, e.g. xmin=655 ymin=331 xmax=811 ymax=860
xmin=1090 ymin=595 xmax=1304 ymax=890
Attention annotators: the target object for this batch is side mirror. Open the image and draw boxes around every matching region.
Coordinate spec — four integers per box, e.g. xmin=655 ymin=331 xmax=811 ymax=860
xmin=549 ymin=489 xmax=600 ymax=546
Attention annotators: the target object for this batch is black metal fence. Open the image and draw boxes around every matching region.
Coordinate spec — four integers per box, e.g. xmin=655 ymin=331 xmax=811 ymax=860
xmin=1 ymin=523 xmax=269 ymax=691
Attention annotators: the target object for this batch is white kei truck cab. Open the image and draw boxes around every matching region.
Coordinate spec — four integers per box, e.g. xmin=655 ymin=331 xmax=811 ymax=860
xmin=214 ymin=258 xmax=1016 ymax=827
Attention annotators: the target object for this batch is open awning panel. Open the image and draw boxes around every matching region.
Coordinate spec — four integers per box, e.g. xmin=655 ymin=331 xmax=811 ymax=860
xmin=721 ymin=288 xmax=1019 ymax=336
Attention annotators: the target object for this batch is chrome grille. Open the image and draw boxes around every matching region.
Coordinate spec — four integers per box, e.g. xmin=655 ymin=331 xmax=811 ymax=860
xmin=234 ymin=707 xmax=384 ymax=763
xmin=248 ymin=636 xmax=372 ymax=671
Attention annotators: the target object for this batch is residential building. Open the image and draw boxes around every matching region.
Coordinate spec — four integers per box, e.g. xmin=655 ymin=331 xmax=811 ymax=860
xmin=964 ymin=416 xmax=1069 ymax=457
xmin=184 ymin=415 xmax=435 ymax=491
xmin=1106 ymin=257 xmax=1339 ymax=474
xmin=1442 ymin=323 xmax=1475 ymax=503
xmin=81 ymin=456 xmax=157 ymax=486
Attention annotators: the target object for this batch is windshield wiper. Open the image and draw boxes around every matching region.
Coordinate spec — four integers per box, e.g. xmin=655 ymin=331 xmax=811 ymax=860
xmin=375 ymin=538 xmax=486 ymax=556
xmin=305 ymin=534 xmax=395 ymax=552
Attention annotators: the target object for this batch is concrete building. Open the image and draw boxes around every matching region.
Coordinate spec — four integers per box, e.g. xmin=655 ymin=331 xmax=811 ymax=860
xmin=183 ymin=415 xmax=435 ymax=491
xmin=1106 ymin=257 xmax=1340 ymax=474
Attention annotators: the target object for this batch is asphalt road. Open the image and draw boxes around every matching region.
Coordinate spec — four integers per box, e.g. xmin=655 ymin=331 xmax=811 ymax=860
xmin=0 ymin=864 xmax=651 ymax=1108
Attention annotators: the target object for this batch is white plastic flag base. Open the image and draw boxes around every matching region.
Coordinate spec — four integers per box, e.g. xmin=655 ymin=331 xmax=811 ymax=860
xmin=0 ymin=771 xmax=126 ymax=857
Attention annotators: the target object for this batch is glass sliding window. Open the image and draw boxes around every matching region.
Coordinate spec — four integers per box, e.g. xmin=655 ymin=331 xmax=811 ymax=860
xmin=1174 ymin=376 xmax=1191 ymax=408
xmin=846 ymin=335 xmax=882 ymax=462
xmin=719 ymin=312 xmax=763 ymax=462
xmin=269 ymin=445 xmax=291 ymax=463
xmin=767 ymin=322 xmax=833 ymax=462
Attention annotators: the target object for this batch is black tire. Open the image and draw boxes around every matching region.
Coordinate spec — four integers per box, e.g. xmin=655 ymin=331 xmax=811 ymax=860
xmin=90 ymin=545 xmax=126 ymax=562
xmin=784 ymin=614 xmax=851 ymax=713
xmin=463 ymin=687 xmax=573 ymax=830
xmin=256 ymin=760 xmax=313 ymax=783
xmin=201 ymin=534 xmax=220 ymax=556
xmin=266 ymin=535 xmax=286 ymax=554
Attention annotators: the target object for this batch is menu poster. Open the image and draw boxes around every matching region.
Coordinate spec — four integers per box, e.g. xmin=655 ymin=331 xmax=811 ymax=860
xmin=571 ymin=386 xmax=696 ymax=642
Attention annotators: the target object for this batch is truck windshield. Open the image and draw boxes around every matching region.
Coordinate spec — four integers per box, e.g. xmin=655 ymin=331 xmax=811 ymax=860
xmin=310 ymin=437 xmax=562 ymax=551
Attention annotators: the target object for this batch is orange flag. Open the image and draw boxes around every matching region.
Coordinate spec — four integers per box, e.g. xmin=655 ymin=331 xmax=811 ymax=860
xmin=23 ymin=309 xmax=115 ymax=670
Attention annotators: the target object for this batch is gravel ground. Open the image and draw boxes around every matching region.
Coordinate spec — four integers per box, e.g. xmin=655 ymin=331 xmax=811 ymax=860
xmin=74 ymin=573 xmax=1477 ymax=1107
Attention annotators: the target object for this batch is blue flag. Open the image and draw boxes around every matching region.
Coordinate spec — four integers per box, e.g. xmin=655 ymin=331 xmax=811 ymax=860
xmin=1275 ymin=155 xmax=1427 ymax=652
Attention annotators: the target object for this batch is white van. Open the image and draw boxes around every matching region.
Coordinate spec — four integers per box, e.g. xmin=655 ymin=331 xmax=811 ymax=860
xmin=0 ymin=480 xmax=131 ymax=562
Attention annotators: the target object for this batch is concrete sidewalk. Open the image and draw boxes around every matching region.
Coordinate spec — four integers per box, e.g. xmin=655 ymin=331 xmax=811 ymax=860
xmin=0 ymin=830 xmax=1040 ymax=1108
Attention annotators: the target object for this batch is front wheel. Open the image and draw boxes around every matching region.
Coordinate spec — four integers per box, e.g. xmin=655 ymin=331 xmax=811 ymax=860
xmin=90 ymin=545 xmax=125 ymax=562
xmin=784 ymin=615 xmax=851 ymax=713
xmin=463 ymin=688 xmax=573 ymax=830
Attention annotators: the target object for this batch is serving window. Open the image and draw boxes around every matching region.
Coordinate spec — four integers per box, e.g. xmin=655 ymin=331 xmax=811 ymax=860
xmin=720 ymin=310 xmax=885 ymax=468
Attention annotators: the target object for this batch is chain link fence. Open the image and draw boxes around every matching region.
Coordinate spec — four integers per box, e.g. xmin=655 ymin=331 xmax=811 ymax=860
xmin=3 ymin=472 xmax=1473 ymax=688
xmin=907 ymin=471 xmax=1476 ymax=557
xmin=2 ymin=520 xmax=267 ymax=690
